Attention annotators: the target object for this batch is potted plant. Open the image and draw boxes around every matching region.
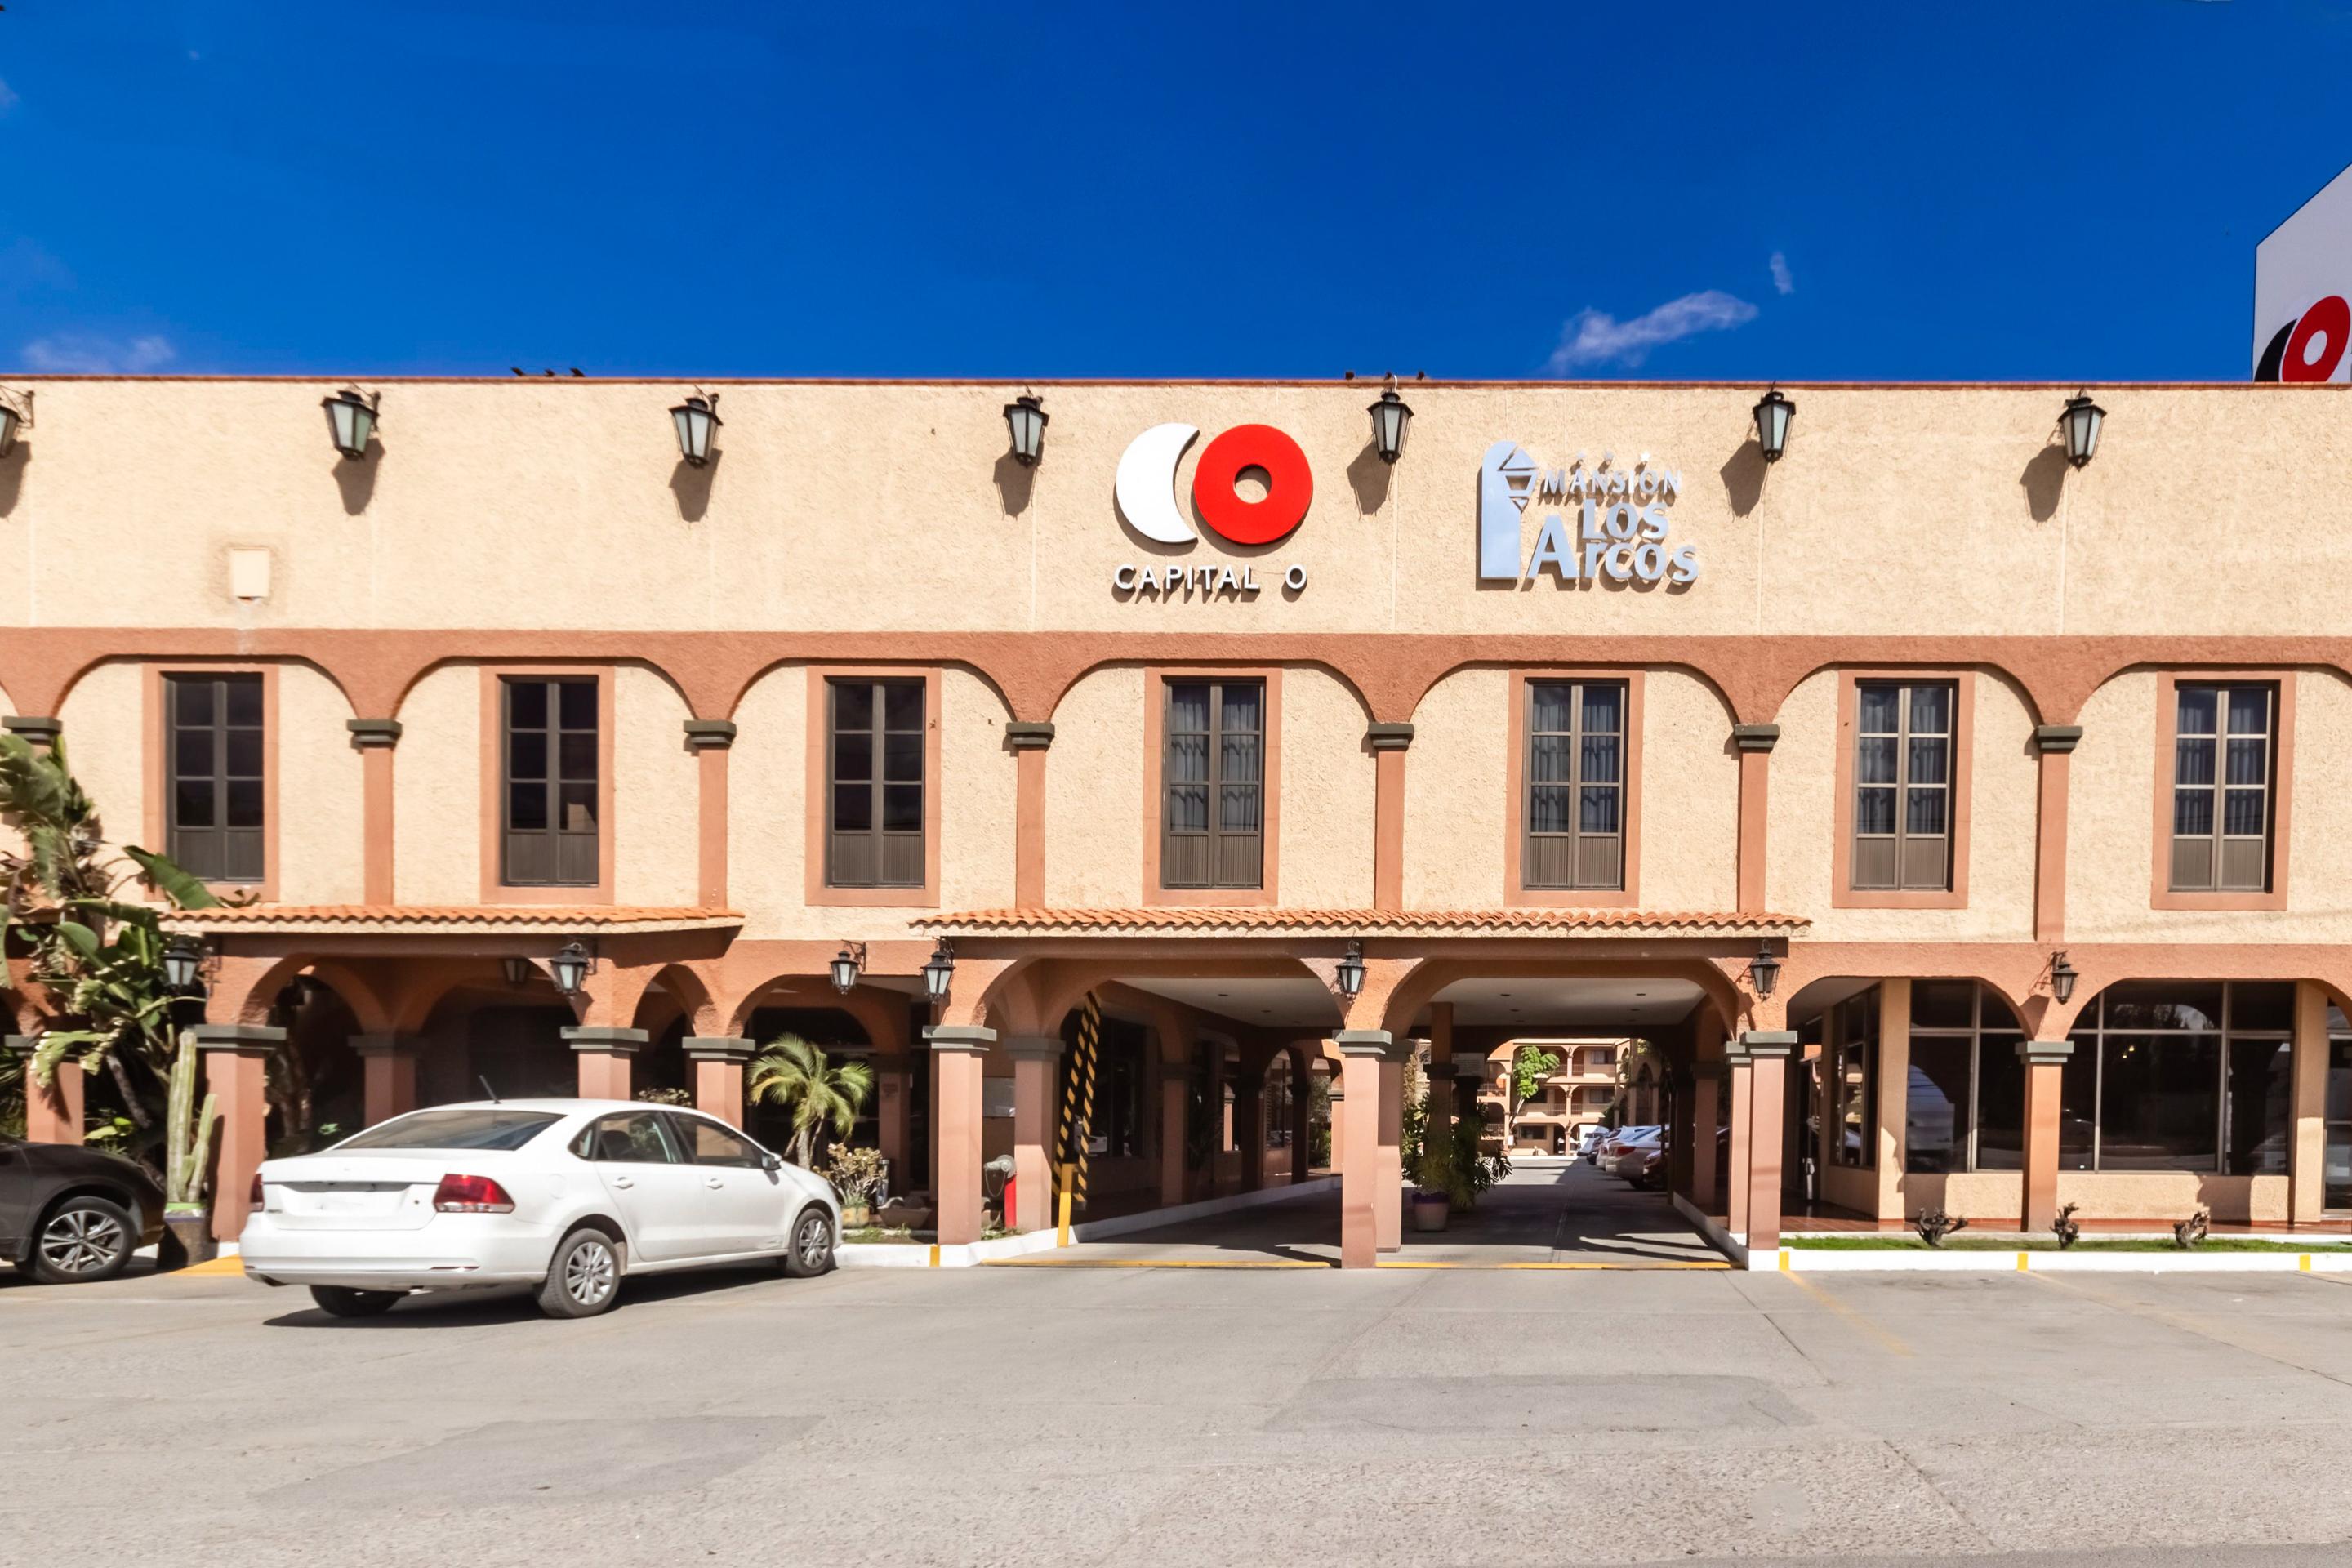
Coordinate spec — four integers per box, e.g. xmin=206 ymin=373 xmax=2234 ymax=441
xmin=822 ymin=1143 xmax=888 ymax=1229
xmin=744 ymin=1033 xmax=874 ymax=1167
xmin=1410 ymin=1144 xmax=1454 ymax=1232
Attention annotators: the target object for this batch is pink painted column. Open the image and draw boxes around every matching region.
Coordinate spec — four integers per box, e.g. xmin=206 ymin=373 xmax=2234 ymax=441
xmin=11 ymin=1036 xmax=83 ymax=1143
xmin=352 ymin=1035 xmax=418 ymax=1128
xmin=1235 ymin=1064 xmax=1267 ymax=1192
xmin=874 ymin=1056 xmax=911 ymax=1188
xmin=1006 ymin=1036 xmax=1061 ymax=1232
xmin=563 ymin=1027 xmax=645 ymax=1101
xmin=1158 ymin=1064 xmax=1189 ymax=1207
xmin=2019 ymin=1040 xmax=2073 ymax=1232
xmin=1336 ymin=1031 xmax=1393 ymax=1269
xmin=684 ymin=1037 xmax=754 ymax=1128
xmin=1725 ymin=1036 xmax=1753 ymax=1233
xmin=927 ymin=1026 xmax=991 ymax=1246
xmin=1742 ymin=1033 xmax=1793 ymax=1257
xmin=1376 ymin=1038 xmax=1405 ymax=1252
xmin=194 ymin=1025 xmax=281 ymax=1244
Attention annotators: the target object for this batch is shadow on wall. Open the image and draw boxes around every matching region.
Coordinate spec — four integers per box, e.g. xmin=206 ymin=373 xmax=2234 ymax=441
xmin=2020 ymin=442 xmax=2068 ymax=523
xmin=333 ymin=447 xmax=381 ymax=517
xmin=671 ymin=452 xmax=719 ymax=523
xmin=0 ymin=444 xmax=22 ymax=518
xmin=1717 ymin=439 xmax=1766 ymax=518
xmin=993 ymin=451 xmax=1033 ymax=517
xmin=1344 ymin=440 xmax=1390 ymax=514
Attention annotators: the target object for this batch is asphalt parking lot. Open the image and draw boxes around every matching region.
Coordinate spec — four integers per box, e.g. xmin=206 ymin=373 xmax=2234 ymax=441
xmin=9 ymin=1242 xmax=2352 ymax=1566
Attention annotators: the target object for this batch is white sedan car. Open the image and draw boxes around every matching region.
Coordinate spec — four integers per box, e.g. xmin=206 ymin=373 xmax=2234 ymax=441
xmin=239 ymin=1099 xmax=840 ymax=1319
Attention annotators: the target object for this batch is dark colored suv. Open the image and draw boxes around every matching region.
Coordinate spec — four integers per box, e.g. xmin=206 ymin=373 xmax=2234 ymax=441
xmin=1 ymin=1135 xmax=168 ymax=1284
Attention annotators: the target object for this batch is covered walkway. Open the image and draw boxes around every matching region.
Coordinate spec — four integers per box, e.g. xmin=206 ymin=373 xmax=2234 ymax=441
xmin=1004 ymin=1161 xmax=1727 ymax=1268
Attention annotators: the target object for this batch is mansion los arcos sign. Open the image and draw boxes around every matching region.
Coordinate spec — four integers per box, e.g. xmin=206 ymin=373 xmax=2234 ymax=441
xmin=1479 ymin=440 xmax=1700 ymax=586
xmin=1105 ymin=424 xmax=1702 ymax=602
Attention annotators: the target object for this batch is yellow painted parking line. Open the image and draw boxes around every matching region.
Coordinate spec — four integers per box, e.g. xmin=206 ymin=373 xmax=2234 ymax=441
xmin=1774 ymin=1268 xmax=1915 ymax=1358
xmin=172 ymin=1256 xmax=247 ymax=1277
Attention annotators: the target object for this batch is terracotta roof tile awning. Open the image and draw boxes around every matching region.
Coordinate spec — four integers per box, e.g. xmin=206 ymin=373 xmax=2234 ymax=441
xmin=911 ymin=907 xmax=1807 ymax=938
xmin=162 ymin=906 xmax=742 ymax=937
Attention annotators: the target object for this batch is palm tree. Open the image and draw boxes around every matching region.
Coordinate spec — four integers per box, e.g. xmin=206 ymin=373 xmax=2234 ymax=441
xmin=744 ymin=1034 xmax=873 ymax=1168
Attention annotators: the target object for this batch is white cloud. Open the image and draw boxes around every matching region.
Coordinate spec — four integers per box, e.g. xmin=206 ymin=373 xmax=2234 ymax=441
xmin=20 ymin=333 xmax=177 ymax=373
xmin=0 ymin=78 xmax=17 ymax=112
xmin=1545 ymin=290 xmax=1758 ymax=372
xmin=1769 ymin=251 xmax=1794 ymax=296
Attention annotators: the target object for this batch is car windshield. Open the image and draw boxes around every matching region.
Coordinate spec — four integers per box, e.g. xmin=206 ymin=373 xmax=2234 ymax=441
xmin=337 ymin=1108 xmax=561 ymax=1152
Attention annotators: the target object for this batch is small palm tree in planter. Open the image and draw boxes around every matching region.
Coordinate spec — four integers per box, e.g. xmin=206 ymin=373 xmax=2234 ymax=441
xmin=0 ymin=733 xmax=228 ymax=1263
xmin=744 ymin=1034 xmax=873 ymax=1168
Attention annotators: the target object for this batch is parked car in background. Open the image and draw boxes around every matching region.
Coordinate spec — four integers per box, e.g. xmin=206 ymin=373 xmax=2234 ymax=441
xmin=238 ymin=1100 xmax=840 ymax=1320
xmin=2 ymin=1134 xmax=167 ymax=1284
xmin=1574 ymin=1126 xmax=1605 ymax=1160
xmin=1597 ymin=1126 xmax=1662 ymax=1176
xmin=1617 ymin=1140 xmax=1668 ymax=1189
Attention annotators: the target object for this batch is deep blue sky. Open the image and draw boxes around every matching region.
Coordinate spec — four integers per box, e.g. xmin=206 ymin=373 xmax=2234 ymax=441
xmin=4 ymin=2 xmax=2350 ymax=381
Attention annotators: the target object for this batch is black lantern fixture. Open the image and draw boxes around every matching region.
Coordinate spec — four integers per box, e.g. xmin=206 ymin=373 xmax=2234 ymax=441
xmin=1335 ymin=940 xmax=1366 ymax=1000
xmin=1002 ymin=394 xmax=1048 ymax=467
xmin=500 ymin=956 xmax=533 ymax=987
xmin=922 ymin=938 xmax=956 ymax=1003
xmin=2061 ymin=392 xmax=2105 ymax=469
xmin=1748 ymin=942 xmax=1781 ymax=1000
xmin=0 ymin=389 xmax=30 ymax=458
xmin=1368 ymin=387 xmax=1413 ymax=464
xmin=830 ymin=944 xmax=862 ymax=995
xmin=321 ymin=389 xmax=379 ymax=461
xmin=549 ymin=941 xmax=593 ymax=997
xmin=670 ymin=393 xmax=721 ymax=466
xmin=161 ymin=933 xmax=206 ymax=996
xmin=1753 ymin=387 xmax=1794 ymax=463
xmin=2051 ymin=951 xmax=2078 ymax=1005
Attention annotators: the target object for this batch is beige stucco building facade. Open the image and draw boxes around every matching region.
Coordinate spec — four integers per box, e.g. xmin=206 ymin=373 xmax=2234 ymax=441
xmin=7 ymin=374 xmax=2352 ymax=1263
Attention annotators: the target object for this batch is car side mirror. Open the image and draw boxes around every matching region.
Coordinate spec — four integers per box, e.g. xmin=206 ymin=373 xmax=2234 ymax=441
xmin=761 ymin=1152 xmax=783 ymax=1173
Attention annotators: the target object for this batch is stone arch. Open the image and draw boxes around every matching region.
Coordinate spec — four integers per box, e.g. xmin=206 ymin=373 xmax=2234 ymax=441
xmin=1371 ymin=954 xmax=1747 ymax=1042
xmin=629 ymin=961 xmax=719 ymax=1038
xmin=724 ymin=973 xmax=906 ymax=1049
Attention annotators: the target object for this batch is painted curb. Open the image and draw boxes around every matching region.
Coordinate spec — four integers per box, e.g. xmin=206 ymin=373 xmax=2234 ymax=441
xmin=1776 ymin=1246 xmax=2352 ymax=1273
xmin=838 ymin=1177 xmax=1343 ymax=1269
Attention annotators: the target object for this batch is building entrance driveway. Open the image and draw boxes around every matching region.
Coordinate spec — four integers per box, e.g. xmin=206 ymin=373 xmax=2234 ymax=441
xmin=1007 ymin=1160 xmax=1727 ymax=1268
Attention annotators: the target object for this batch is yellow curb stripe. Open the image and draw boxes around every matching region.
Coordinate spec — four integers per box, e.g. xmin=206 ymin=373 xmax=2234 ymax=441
xmin=2017 ymin=1251 xmax=2031 ymax=1271
xmin=2301 ymin=1254 xmax=2313 ymax=1272
xmin=928 ymin=1244 xmax=941 ymax=1267
xmin=1777 ymin=1248 xmax=1791 ymax=1272
xmin=174 ymin=1256 xmax=247 ymax=1277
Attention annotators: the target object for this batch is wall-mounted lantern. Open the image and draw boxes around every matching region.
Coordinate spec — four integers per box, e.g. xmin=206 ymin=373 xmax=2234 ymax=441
xmin=501 ymin=956 xmax=534 ymax=987
xmin=2060 ymin=392 xmax=2104 ymax=469
xmin=1753 ymin=387 xmax=1794 ymax=463
xmin=2050 ymin=951 xmax=2078 ymax=1005
xmin=1748 ymin=942 xmax=1781 ymax=1000
xmin=162 ymin=933 xmax=207 ymax=996
xmin=549 ymin=941 xmax=595 ymax=996
xmin=670 ymin=393 xmax=721 ymax=466
xmin=830 ymin=943 xmax=862 ymax=995
xmin=0 ymin=388 xmax=33 ymax=457
xmin=922 ymin=938 xmax=956 ymax=1003
xmin=322 ymin=389 xmax=380 ymax=461
xmin=1368 ymin=387 xmax=1412 ymax=464
xmin=1335 ymin=939 xmax=1366 ymax=1000
xmin=1003 ymin=394 xmax=1048 ymax=467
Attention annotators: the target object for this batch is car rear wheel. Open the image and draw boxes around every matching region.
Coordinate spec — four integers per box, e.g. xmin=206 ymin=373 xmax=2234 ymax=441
xmin=24 ymin=1196 xmax=136 ymax=1284
xmin=537 ymin=1227 xmax=621 ymax=1318
xmin=783 ymin=1208 xmax=835 ymax=1278
xmin=309 ymin=1285 xmax=403 ymax=1318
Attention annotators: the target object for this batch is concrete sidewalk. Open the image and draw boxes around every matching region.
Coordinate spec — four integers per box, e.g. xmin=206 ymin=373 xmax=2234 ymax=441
xmin=1008 ymin=1162 xmax=1726 ymax=1267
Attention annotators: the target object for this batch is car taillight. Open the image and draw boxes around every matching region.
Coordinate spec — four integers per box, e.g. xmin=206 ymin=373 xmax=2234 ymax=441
xmin=249 ymin=1174 xmax=265 ymax=1212
xmin=431 ymin=1174 xmax=516 ymax=1214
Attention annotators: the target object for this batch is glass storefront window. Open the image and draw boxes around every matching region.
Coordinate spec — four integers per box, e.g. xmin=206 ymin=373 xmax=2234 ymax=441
xmin=2225 ymin=1038 xmax=2292 ymax=1175
xmin=1904 ymin=982 xmax=2025 ymax=1173
xmin=2096 ymin=1033 xmax=2219 ymax=1171
xmin=2065 ymin=982 xmax=2290 ymax=1174
xmin=1904 ymin=1037 xmax=1970 ymax=1174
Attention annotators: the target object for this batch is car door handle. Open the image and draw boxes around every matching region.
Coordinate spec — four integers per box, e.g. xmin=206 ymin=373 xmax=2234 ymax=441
xmin=704 ymin=1178 xmax=725 ymax=1189
xmin=611 ymin=1175 xmax=635 ymax=1189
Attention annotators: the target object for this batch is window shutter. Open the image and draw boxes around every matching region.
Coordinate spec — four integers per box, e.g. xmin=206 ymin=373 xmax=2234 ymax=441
xmin=165 ymin=674 xmax=265 ymax=884
xmin=826 ymin=677 xmax=925 ymax=888
xmin=1852 ymin=681 xmax=1952 ymax=893
xmin=1523 ymin=679 xmax=1625 ymax=892
xmin=502 ymin=676 xmax=599 ymax=887
xmin=1160 ymin=679 xmax=1264 ymax=891
xmin=2171 ymin=682 xmax=2274 ymax=893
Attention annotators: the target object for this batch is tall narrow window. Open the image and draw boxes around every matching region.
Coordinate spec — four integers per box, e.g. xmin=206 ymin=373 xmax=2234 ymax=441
xmin=2172 ymin=682 xmax=2275 ymax=893
xmin=166 ymin=673 xmax=265 ymax=883
xmin=1906 ymin=980 xmax=2026 ymax=1174
xmin=1525 ymin=679 xmax=1625 ymax=891
xmin=827 ymin=678 xmax=925 ymax=888
xmin=1161 ymin=679 xmax=1263 ymax=890
xmin=502 ymin=676 xmax=599 ymax=886
xmin=1852 ymin=681 xmax=1953 ymax=891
